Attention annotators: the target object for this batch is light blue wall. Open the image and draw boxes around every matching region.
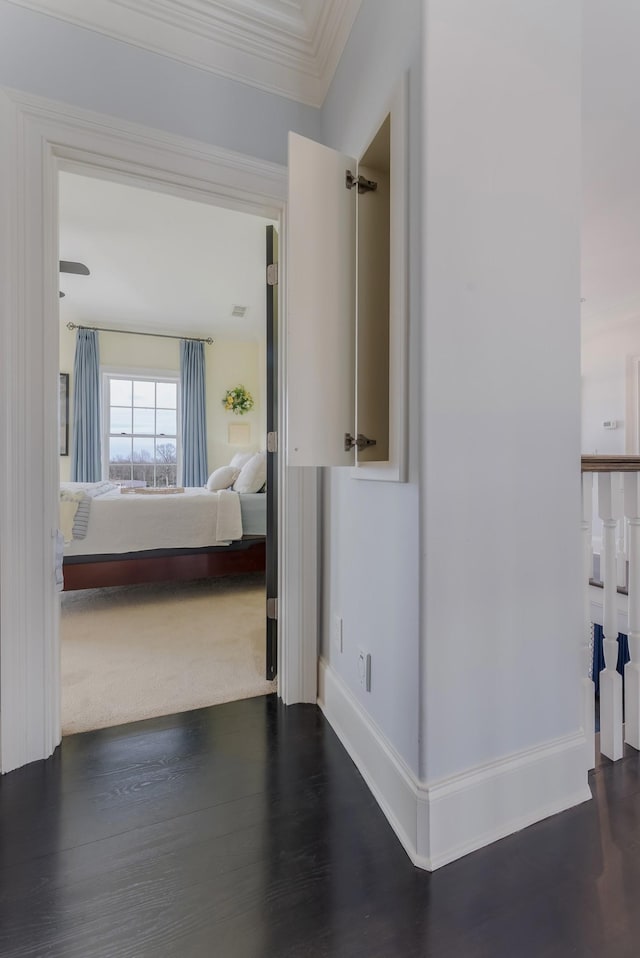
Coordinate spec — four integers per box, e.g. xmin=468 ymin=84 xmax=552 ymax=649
xmin=322 ymin=0 xmax=421 ymax=158
xmin=0 ymin=1 xmax=320 ymax=165
xmin=319 ymin=0 xmax=422 ymax=774
xmin=420 ymin=0 xmax=582 ymax=783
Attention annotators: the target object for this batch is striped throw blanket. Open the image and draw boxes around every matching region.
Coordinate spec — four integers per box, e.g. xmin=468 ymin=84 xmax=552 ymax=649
xmin=59 ymin=490 xmax=91 ymax=544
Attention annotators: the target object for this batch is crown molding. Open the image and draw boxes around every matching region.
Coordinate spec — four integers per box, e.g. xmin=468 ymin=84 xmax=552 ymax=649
xmin=5 ymin=0 xmax=361 ymax=107
xmin=4 ymin=86 xmax=286 ymax=185
xmin=2 ymin=85 xmax=287 ymax=220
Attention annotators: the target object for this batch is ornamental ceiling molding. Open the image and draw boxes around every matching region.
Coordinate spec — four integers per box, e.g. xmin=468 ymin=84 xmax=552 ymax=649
xmin=6 ymin=0 xmax=361 ymax=106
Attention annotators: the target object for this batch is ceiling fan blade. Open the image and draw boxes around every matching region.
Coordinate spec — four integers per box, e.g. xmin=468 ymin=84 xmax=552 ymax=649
xmin=60 ymin=260 xmax=90 ymax=275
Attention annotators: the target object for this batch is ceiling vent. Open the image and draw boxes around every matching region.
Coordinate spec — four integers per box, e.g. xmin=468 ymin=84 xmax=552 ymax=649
xmin=232 ymin=305 xmax=248 ymax=318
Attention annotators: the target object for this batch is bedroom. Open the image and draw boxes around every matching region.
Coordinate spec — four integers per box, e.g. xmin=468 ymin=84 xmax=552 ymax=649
xmin=58 ymin=170 xmax=277 ymax=735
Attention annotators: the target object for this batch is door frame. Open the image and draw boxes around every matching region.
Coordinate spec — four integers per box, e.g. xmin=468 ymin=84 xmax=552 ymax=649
xmin=0 ymin=87 xmax=318 ymax=774
xmin=265 ymin=224 xmax=278 ymax=681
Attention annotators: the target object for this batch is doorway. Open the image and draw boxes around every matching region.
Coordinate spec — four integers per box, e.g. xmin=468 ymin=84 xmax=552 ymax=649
xmin=57 ymin=171 xmax=279 ymax=734
xmin=0 ymin=90 xmax=318 ymax=774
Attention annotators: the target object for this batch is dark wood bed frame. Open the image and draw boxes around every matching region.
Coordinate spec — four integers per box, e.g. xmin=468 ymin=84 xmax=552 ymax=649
xmin=62 ymin=536 xmax=266 ymax=591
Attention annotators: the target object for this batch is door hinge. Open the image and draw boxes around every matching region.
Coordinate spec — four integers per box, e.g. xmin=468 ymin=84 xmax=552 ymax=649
xmin=267 ymin=597 xmax=278 ymax=620
xmin=267 ymin=263 xmax=278 ymax=286
xmin=267 ymin=431 xmax=278 ymax=453
xmin=344 ymin=433 xmax=377 ymax=452
xmin=345 ymin=170 xmax=378 ymax=193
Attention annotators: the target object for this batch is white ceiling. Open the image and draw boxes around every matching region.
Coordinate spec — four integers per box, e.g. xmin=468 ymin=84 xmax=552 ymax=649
xmin=6 ymin=0 xmax=361 ymax=106
xmin=582 ymin=0 xmax=640 ymax=340
xmin=58 ymin=171 xmax=275 ymax=341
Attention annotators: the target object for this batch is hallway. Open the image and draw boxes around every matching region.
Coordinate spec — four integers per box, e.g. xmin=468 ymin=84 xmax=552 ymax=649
xmin=0 ymin=695 xmax=637 ymax=957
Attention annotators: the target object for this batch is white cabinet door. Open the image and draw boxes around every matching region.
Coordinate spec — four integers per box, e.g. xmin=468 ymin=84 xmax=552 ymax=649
xmin=287 ymin=132 xmax=356 ymax=467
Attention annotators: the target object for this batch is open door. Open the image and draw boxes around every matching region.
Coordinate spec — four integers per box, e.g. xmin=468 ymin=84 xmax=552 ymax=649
xmin=287 ymin=133 xmax=357 ymax=467
xmin=287 ymin=128 xmax=394 ymax=469
xmin=266 ymin=225 xmax=278 ymax=681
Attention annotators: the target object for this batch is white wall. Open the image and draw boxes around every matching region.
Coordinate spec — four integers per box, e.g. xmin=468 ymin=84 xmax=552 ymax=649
xmin=319 ymin=0 xmax=422 ymax=774
xmin=421 ymin=0 xmax=583 ymax=781
xmin=581 ymin=0 xmax=640 ymax=457
xmin=59 ymin=323 xmax=263 ymax=482
xmin=581 ymin=320 xmax=640 ymax=455
xmin=0 ymin=1 xmax=320 ymax=165
xmin=207 ymin=340 xmax=264 ymax=467
xmin=582 ymin=1 xmax=640 ymax=345
xmin=318 ymin=1 xmax=587 ymax=865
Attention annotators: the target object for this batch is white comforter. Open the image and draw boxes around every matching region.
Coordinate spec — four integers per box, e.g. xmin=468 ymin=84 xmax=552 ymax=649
xmin=62 ymin=484 xmax=243 ymax=556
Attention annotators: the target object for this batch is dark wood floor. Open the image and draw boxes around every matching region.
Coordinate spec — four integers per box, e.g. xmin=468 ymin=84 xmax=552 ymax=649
xmin=1 ymin=697 xmax=639 ymax=958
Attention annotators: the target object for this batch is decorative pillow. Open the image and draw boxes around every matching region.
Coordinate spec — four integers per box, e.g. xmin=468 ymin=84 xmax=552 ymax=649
xmin=229 ymin=451 xmax=254 ymax=470
xmin=206 ymin=465 xmax=240 ymax=492
xmin=233 ymin=451 xmax=267 ymax=494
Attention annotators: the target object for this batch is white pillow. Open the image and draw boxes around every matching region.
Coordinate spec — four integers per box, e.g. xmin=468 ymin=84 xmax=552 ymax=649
xmin=229 ymin=451 xmax=254 ymax=470
xmin=206 ymin=465 xmax=240 ymax=492
xmin=233 ymin=451 xmax=267 ymax=494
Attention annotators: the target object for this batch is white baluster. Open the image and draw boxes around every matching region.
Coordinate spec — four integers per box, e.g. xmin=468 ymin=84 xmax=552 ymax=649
xmin=598 ymin=472 xmax=624 ymax=761
xmin=617 ymin=514 xmax=628 ymax=589
xmin=582 ymin=472 xmax=595 ymax=769
xmin=625 ymin=472 xmax=640 ymax=751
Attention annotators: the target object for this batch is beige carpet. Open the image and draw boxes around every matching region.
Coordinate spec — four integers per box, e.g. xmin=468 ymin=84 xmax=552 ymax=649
xmin=60 ymin=574 xmax=275 ymax=735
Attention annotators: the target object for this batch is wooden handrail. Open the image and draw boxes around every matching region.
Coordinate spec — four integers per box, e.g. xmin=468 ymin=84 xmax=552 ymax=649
xmin=582 ymin=456 xmax=640 ymax=473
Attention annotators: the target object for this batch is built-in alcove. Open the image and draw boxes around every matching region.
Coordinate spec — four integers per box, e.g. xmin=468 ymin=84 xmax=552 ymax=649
xmin=287 ymin=78 xmax=407 ymax=481
xmin=357 ymin=114 xmax=390 ymax=465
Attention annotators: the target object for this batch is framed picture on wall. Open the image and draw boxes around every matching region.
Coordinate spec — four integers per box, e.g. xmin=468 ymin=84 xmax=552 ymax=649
xmin=59 ymin=373 xmax=69 ymax=456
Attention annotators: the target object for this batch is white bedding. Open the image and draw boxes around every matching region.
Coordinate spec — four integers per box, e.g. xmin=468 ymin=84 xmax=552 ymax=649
xmin=238 ymin=493 xmax=267 ymax=536
xmin=62 ymin=484 xmax=243 ymax=557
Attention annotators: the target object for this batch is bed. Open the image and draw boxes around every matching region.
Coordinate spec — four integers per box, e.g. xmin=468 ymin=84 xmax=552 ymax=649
xmin=60 ymin=482 xmax=266 ymax=591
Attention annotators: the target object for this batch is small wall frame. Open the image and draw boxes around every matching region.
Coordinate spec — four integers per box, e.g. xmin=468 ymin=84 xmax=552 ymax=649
xmin=228 ymin=422 xmax=251 ymax=446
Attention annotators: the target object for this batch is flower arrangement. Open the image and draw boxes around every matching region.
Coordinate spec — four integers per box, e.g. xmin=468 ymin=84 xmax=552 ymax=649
xmin=222 ymin=384 xmax=254 ymax=415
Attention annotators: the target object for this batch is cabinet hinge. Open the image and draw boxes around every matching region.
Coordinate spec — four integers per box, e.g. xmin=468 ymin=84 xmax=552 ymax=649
xmin=267 ymin=431 xmax=278 ymax=453
xmin=345 ymin=433 xmax=377 ymax=452
xmin=267 ymin=263 xmax=278 ymax=286
xmin=345 ymin=170 xmax=378 ymax=193
xmin=267 ymin=597 xmax=278 ymax=620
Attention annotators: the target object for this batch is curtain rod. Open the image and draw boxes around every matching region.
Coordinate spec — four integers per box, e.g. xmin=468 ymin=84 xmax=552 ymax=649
xmin=66 ymin=322 xmax=213 ymax=345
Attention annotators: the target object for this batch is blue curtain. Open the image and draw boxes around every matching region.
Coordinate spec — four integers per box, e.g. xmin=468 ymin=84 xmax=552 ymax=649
xmin=180 ymin=340 xmax=208 ymax=487
xmin=592 ymin=624 xmax=630 ymax=695
xmin=71 ymin=329 xmax=101 ymax=481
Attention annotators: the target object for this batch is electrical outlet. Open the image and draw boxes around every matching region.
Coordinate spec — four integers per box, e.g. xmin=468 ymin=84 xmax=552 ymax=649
xmin=357 ymin=649 xmax=371 ymax=692
xmin=334 ymin=615 xmax=343 ymax=653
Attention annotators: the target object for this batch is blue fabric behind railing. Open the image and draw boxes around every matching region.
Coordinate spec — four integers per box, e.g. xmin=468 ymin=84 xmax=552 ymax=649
xmin=592 ymin=624 xmax=630 ymax=694
xmin=71 ymin=328 xmax=101 ymax=481
xmin=180 ymin=340 xmax=208 ymax=487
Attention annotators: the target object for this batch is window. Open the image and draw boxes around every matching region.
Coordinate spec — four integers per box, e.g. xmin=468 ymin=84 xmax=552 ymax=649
xmin=103 ymin=372 xmax=179 ymax=487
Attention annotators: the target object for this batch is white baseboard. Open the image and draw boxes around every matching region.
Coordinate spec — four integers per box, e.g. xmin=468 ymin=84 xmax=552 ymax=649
xmin=318 ymin=658 xmax=421 ymax=864
xmin=318 ymin=659 xmax=592 ymax=871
